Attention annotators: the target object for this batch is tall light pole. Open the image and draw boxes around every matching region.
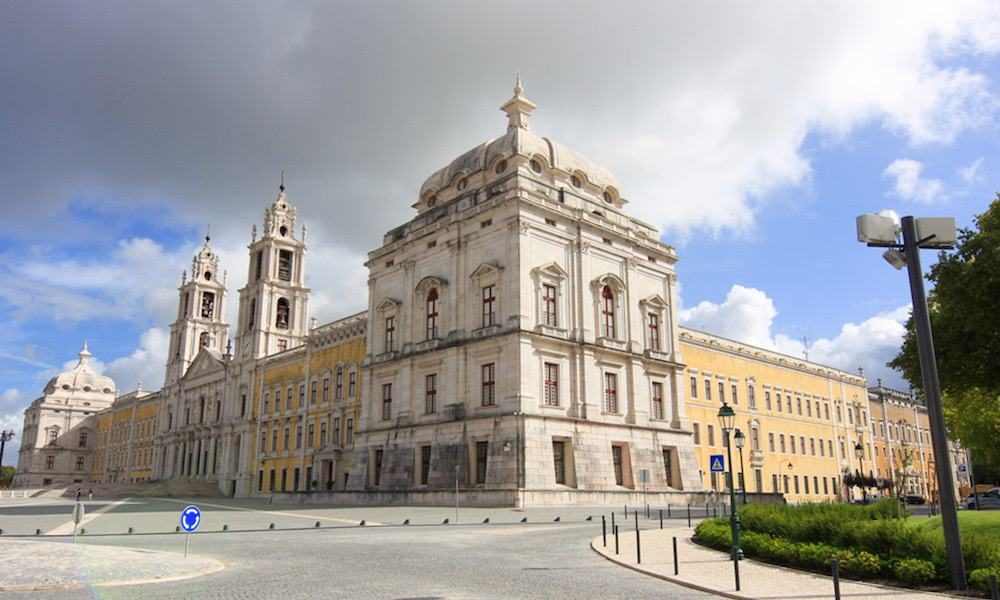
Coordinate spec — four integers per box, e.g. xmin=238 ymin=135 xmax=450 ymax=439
xmin=856 ymin=213 xmax=966 ymax=589
xmin=734 ymin=428 xmax=747 ymax=504
xmin=717 ymin=402 xmax=741 ymax=560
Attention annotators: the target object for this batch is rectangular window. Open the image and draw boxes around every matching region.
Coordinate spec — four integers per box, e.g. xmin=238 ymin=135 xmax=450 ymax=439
xmin=278 ymin=250 xmax=293 ymax=281
xmin=731 ymin=383 xmax=738 ymax=405
xmin=476 ymin=441 xmax=488 ymax=484
xmin=75 ymin=456 xmax=84 ymax=471
xmin=647 ymin=313 xmax=660 ymax=350
xmin=800 ymin=436 xmax=806 ymax=455
xmin=78 ymin=431 xmax=88 ymax=448
xmin=310 ymin=381 xmax=317 ymax=405
xmin=481 ymin=363 xmax=496 ymax=406
xmin=384 ymin=317 xmax=395 ymax=352
xmin=604 ymin=372 xmax=618 ymax=413
xmin=794 ymin=475 xmax=800 ymax=494
xmin=748 ymin=385 xmax=756 ymax=409
xmin=543 ymin=363 xmax=560 ymax=406
xmin=775 ymin=393 xmax=781 ymax=412
xmin=482 ymin=285 xmax=496 ymax=327
xmin=814 ymin=476 xmax=819 ymax=495
xmin=751 ymin=428 xmax=760 ymax=451
xmin=333 ymin=418 xmax=341 ymax=446
xmin=349 ymin=372 xmax=357 ymax=397
xmin=768 ymin=432 xmax=775 ymax=452
xmin=651 ymin=382 xmax=664 ymax=419
xmin=690 ymin=376 xmax=698 ymax=399
xmin=420 ymin=445 xmax=432 ymax=485
xmin=286 ymin=388 xmax=292 ymax=410
xmin=382 ymin=384 xmax=392 ymax=420
xmin=283 ymin=426 xmax=290 ymax=450
xmin=765 ymin=390 xmax=771 ymax=410
xmin=823 ymin=477 xmax=829 ymax=495
xmin=819 ymin=439 xmax=825 ymax=456
xmin=322 ymin=379 xmax=329 ymax=403
xmin=260 ymin=430 xmax=267 ymax=453
xmin=693 ymin=423 xmax=701 ymax=445
xmin=824 ymin=403 xmax=830 ymax=420
xmin=807 ymin=400 xmax=813 ymax=417
xmin=612 ymin=445 xmax=624 ymax=485
xmin=425 ymin=374 xmax=437 ymax=414
xmin=804 ymin=476 xmax=810 ymax=494
xmin=704 ymin=379 xmax=712 ymax=401
xmin=786 ymin=395 xmax=792 ymax=413
xmin=201 ymin=291 xmax=215 ymax=319
xmin=277 ymin=339 xmax=287 ymax=351
xmin=307 ymin=424 xmax=314 ymax=448
xmin=373 ymin=449 xmax=383 ymax=486
xmin=426 ymin=290 xmax=439 ymax=340
xmin=320 ymin=421 xmax=327 ymax=446
xmin=718 ymin=381 xmax=725 ymax=403
xmin=254 ymin=250 xmax=263 ymax=281
xmin=553 ymin=441 xmax=566 ymax=484
xmin=810 ymin=438 xmax=816 ymax=455
xmin=708 ymin=424 xmax=715 ymax=446
xmin=346 ymin=418 xmax=354 ymax=446
xmin=772 ymin=473 xmax=779 ymax=493
xmin=796 ymin=397 xmax=802 ymax=415
xmin=790 ymin=436 xmax=796 ymax=454
xmin=299 ymin=384 xmax=305 ymax=408
xmin=663 ymin=448 xmax=674 ymax=487
xmin=335 ymin=370 xmax=343 ymax=399
xmin=780 ymin=434 xmax=786 ymax=453
xmin=542 ymin=284 xmax=558 ymax=327
xmin=272 ymin=428 xmax=279 ymax=452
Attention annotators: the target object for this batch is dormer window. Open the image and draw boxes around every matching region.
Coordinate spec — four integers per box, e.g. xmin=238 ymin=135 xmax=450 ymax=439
xmin=530 ymin=159 xmax=542 ymax=173
xmin=495 ymin=160 xmax=507 ymax=174
xmin=457 ymin=178 xmax=468 ymax=191
xmin=571 ymin=175 xmax=582 ymax=188
xmin=603 ymin=191 xmax=613 ymax=204
xmin=426 ymin=194 xmax=437 ymax=207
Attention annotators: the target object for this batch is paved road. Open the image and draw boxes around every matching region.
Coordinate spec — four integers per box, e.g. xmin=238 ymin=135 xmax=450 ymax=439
xmin=0 ymin=498 xmax=717 ymax=599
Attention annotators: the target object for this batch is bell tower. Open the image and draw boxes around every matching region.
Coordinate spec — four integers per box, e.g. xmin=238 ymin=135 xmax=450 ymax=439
xmin=164 ymin=232 xmax=230 ymax=386
xmin=234 ymin=176 xmax=311 ymax=361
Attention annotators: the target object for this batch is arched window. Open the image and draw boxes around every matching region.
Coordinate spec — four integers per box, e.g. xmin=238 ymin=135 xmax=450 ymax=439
xmin=601 ymin=285 xmax=615 ymax=338
xmin=276 ymin=298 xmax=290 ymax=330
xmin=426 ymin=288 xmax=439 ymax=340
xmin=199 ymin=332 xmax=210 ymax=347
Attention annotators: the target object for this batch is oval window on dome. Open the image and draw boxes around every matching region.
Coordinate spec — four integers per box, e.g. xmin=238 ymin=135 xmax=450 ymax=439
xmin=603 ymin=191 xmax=614 ymax=204
xmin=457 ymin=178 xmax=468 ymax=191
xmin=103 ymin=388 xmax=111 ymax=394
xmin=530 ymin=160 xmax=542 ymax=174
xmin=571 ymin=175 xmax=582 ymax=188
xmin=62 ymin=384 xmax=70 ymax=391
xmin=495 ymin=160 xmax=507 ymax=174
xmin=83 ymin=386 xmax=91 ymax=392
xmin=426 ymin=194 xmax=437 ymax=207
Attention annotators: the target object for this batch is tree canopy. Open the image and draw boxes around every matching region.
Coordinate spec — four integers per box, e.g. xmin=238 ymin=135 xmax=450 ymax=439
xmin=889 ymin=196 xmax=1000 ymax=469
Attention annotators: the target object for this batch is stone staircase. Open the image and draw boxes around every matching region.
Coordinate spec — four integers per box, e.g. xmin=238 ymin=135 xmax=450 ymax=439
xmin=61 ymin=479 xmax=225 ymax=499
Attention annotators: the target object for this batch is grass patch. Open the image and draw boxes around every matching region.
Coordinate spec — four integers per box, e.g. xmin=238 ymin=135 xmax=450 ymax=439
xmin=694 ymin=500 xmax=1000 ymax=594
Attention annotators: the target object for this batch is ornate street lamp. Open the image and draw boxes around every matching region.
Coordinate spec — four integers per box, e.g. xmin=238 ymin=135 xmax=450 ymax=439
xmin=717 ymin=402 xmax=742 ymax=560
xmin=854 ymin=441 xmax=866 ymax=503
xmin=734 ymin=428 xmax=747 ymax=504
xmin=0 ymin=429 xmax=14 ymax=477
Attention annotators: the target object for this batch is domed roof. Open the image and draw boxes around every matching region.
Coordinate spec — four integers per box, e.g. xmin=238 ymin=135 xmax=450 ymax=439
xmin=44 ymin=342 xmax=117 ymax=396
xmin=418 ymin=78 xmax=621 ymax=201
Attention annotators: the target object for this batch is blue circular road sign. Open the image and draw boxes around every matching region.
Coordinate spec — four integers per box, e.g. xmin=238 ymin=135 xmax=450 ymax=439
xmin=180 ymin=505 xmax=201 ymax=532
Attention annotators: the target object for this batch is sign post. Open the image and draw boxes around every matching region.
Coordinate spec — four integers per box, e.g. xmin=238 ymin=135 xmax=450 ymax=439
xmin=72 ymin=502 xmax=85 ymax=544
xmin=180 ymin=505 xmax=201 ymax=557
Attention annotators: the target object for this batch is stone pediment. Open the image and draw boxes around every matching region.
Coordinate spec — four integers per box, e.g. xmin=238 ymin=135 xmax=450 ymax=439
xmin=183 ymin=348 xmax=227 ymax=383
xmin=469 ymin=262 xmax=503 ymax=280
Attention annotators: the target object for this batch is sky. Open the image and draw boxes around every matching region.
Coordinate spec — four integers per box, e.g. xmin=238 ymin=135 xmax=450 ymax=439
xmin=1 ymin=1 xmax=998 ymax=462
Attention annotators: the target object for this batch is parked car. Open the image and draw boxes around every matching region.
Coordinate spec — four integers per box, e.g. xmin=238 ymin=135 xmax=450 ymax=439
xmin=965 ymin=487 xmax=1000 ymax=510
xmin=904 ymin=494 xmax=926 ymax=505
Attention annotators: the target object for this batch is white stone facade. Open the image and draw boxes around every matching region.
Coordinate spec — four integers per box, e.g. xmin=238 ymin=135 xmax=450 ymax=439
xmin=346 ymin=81 xmax=700 ymax=504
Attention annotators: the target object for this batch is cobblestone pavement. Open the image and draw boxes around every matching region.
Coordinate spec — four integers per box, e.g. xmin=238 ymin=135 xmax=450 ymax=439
xmin=0 ymin=498 xmax=717 ymax=599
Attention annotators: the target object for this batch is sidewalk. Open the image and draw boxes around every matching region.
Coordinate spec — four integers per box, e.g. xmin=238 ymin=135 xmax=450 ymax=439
xmin=0 ymin=539 xmax=224 ymax=591
xmin=592 ymin=523 xmax=961 ymax=600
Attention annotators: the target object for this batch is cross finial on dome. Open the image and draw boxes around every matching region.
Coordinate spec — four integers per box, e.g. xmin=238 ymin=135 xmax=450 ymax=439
xmin=501 ymin=74 xmax=537 ymax=131
xmin=205 ymin=224 xmax=211 ymax=244
xmin=279 ymin=170 xmax=285 ymax=193
xmin=79 ymin=341 xmax=91 ymax=366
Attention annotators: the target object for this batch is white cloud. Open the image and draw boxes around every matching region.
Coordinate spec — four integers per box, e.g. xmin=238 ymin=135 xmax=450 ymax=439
xmin=681 ymin=285 xmax=910 ymax=387
xmin=958 ymin=157 xmax=984 ymax=184
xmin=104 ymin=327 xmax=171 ymax=392
xmin=883 ymin=159 xmax=946 ymax=204
xmin=1 ymin=389 xmax=27 ymax=464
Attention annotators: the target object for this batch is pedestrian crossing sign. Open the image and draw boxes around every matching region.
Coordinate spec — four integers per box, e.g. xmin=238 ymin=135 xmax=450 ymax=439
xmin=709 ymin=454 xmax=725 ymax=472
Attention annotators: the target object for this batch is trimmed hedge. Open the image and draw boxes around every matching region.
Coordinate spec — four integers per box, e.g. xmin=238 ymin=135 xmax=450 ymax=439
xmin=694 ymin=500 xmax=1000 ymax=592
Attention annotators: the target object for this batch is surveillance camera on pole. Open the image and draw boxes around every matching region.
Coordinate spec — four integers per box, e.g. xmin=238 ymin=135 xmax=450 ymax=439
xmin=855 ymin=212 xmax=965 ymax=589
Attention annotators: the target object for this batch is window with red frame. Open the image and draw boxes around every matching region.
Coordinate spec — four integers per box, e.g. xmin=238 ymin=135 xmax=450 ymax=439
xmin=542 ymin=284 xmax=557 ymax=327
xmin=543 ymin=363 xmax=559 ymax=406
xmin=381 ymin=383 xmax=392 ymax=420
xmin=426 ymin=288 xmax=439 ymax=339
xmin=604 ymin=372 xmax=618 ymax=413
xmin=648 ymin=313 xmax=660 ymax=350
xmin=601 ymin=285 xmax=615 ymax=338
xmin=425 ymin=373 xmax=437 ymax=414
xmin=482 ymin=285 xmax=496 ymax=327
xmin=481 ymin=363 xmax=496 ymax=406
xmin=651 ymin=382 xmax=664 ymax=419
xmin=384 ymin=316 xmax=395 ymax=352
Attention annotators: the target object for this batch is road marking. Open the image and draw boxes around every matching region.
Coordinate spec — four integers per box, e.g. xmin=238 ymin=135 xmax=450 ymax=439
xmin=153 ymin=497 xmax=384 ymax=526
xmin=48 ymin=498 xmax=131 ymax=535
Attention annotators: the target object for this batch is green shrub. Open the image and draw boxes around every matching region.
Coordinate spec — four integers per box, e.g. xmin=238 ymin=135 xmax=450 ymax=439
xmin=833 ymin=550 xmax=882 ymax=579
xmin=894 ymin=558 xmax=936 ymax=586
xmin=694 ymin=518 xmax=730 ymax=549
xmin=968 ymin=568 xmax=1000 ymax=592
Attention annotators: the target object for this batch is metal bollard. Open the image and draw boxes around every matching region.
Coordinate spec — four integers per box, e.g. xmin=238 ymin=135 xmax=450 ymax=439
xmin=611 ymin=511 xmax=616 ymax=533
xmin=223 ymin=524 xmax=229 ymax=531
xmin=659 ymin=509 xmax=663 ymax=529
xmin=687 ymin=504 xmax=692 ymax=528
xmin=989 ymin=573 xmax=999 ymax=600
xmin=667 ymin=504 xmax=671 ymax=519
xmin=832 ymin=559 xmax=842 ymax=600
xmin=35 ymin=529 xmax=41 ymax=536
xmin=646 ymin=503 xmax=650 ymax=518
xmin=128 ymin=527 xmax=133 ymax=534
xmin=635 ymin=514 xmax=641 ymax=564
xmin=602 ymin=515 xmax=607 ymax=547
xmin=673 ymin=536 xmax=679 ymax=575
xmin=614 ymin=525 xmax=619 ymax=554
xmin=733 ymin=543 xmax=741 ymax=591
xmin=624 ymin=504 xmax=628 ymax=518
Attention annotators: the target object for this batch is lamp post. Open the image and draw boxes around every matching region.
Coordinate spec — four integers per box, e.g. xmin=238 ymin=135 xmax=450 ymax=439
xmin=717 ymin=402 xmax=742 ymax=560
xmin=734 ymin=428 xmax=747 ymax=505
xmin=854 ymin=441 xmax=866 ymax=503
xmin=857 ymin=212 xmax=965 ymax=588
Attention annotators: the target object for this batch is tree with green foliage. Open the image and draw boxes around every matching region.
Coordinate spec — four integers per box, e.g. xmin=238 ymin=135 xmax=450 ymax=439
xmin=0 ymin=466 xmax=13 ymax=488
xmin=889 ymin=196 xmax=1000 ymax=470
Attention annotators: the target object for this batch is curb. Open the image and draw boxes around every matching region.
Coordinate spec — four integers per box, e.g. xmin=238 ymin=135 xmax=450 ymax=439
xmin=0 ymin=558 xmax=226 ymax=592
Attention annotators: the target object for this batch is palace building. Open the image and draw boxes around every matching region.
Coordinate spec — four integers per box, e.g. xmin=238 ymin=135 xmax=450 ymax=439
xmin=13 ymin=80 xmax=966 ymax=505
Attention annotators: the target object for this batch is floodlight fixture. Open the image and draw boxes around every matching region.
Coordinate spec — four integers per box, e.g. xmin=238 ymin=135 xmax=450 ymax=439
xmin=882 ymin=249 xmax=906 ymax=270
xmin=857 ymin=213 xmax=900 ymax=245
